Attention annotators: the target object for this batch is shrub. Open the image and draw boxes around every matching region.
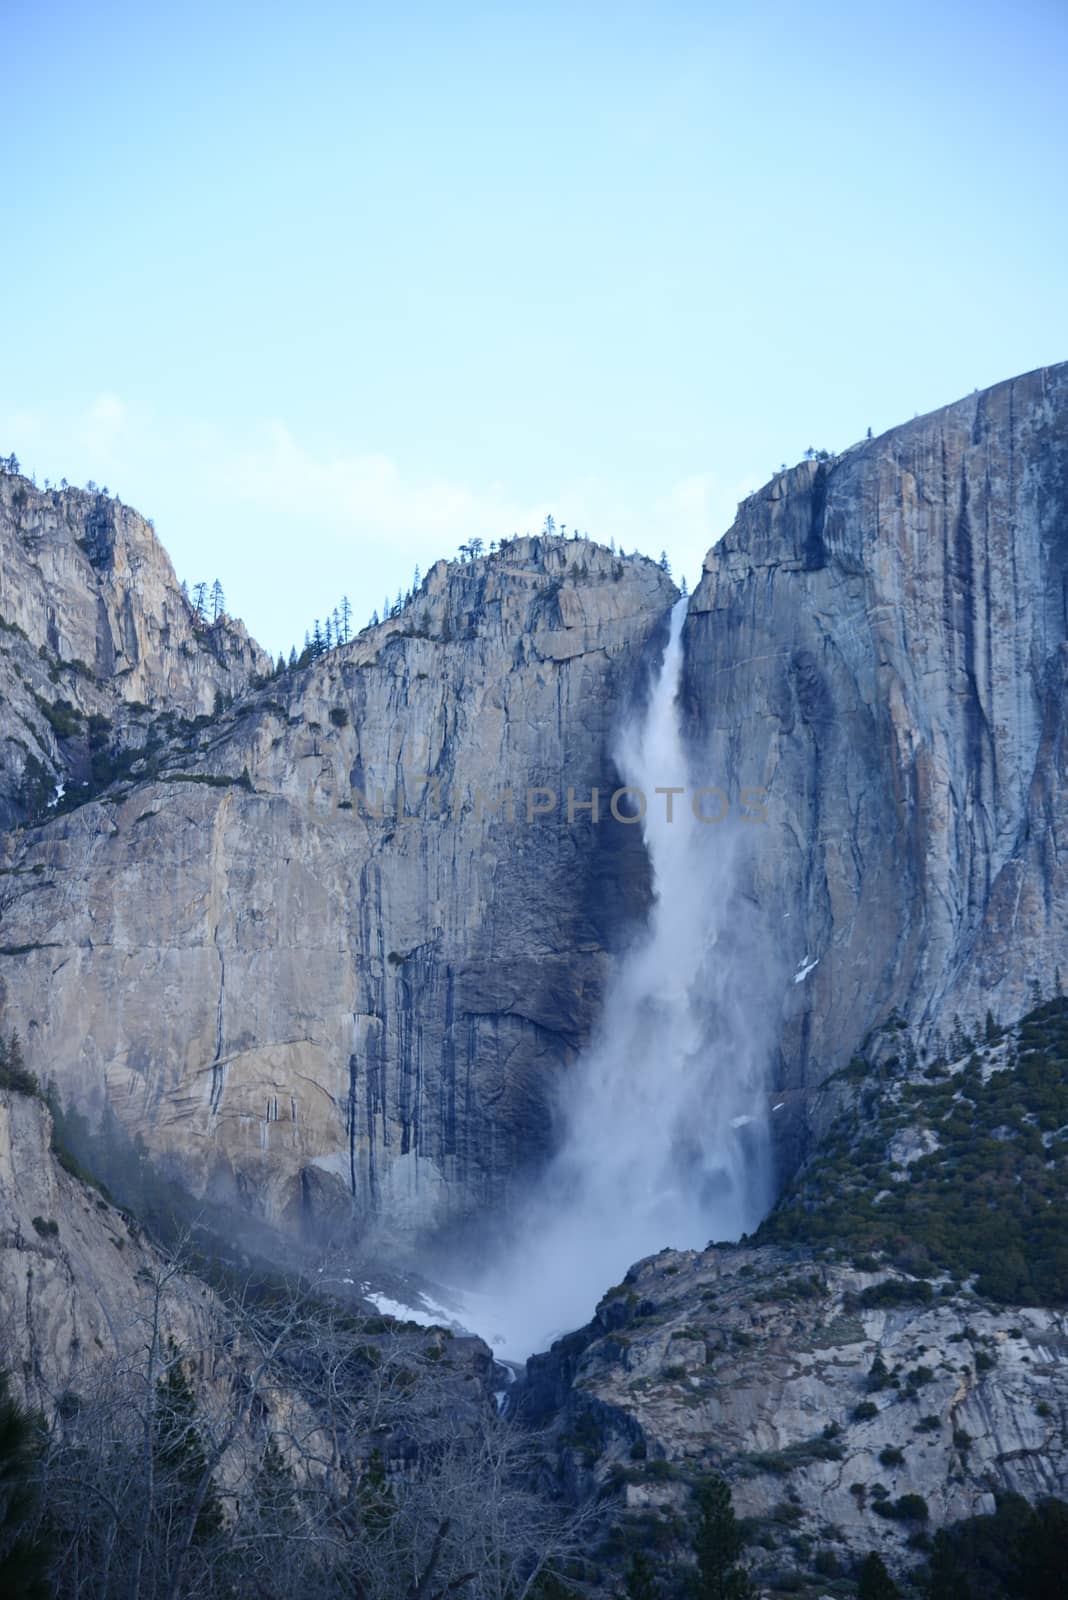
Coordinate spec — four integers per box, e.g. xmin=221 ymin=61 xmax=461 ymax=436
xmin=872 ymin=1493 xmax=928 ymax=1522
xmin=31 ymin=1216 xmax=59 ymax=1237
xmin=868 ymin=1355 xmax=892 ymax=1391
xmin=857 ymin=1279 xmax=934 ymax=1310
xmin=755 ymin=997 xmax=1068 ymax=1306
xmin=0 ymin=1033 xmax=38 ymax=1096
xmin=33 ymin=693 xmax=82 ymax=738
xmin=853 ymin=1401 xmax=879 ymax=1422
xmin=856 ymin=1552 xmax=901 ymax=1600
xmin=879 ymin=1447 xmax=904 ymax=1467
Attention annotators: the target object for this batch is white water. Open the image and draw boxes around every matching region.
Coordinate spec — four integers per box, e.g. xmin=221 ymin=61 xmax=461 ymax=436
xmin=466 ymin=598 xmax=775 ymax=1359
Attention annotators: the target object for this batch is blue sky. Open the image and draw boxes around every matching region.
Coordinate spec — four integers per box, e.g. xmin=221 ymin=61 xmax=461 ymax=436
xmin=3 ymin=0 xmax=1066 ymax=656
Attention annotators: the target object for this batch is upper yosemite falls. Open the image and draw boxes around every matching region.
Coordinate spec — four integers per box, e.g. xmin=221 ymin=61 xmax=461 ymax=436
xmin=3 ymin=361 xmax=1068 ymax=1592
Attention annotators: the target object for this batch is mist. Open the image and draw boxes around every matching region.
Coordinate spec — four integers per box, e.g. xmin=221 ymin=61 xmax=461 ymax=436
xmin=464 ymin=597 xmax=778 ymax=1360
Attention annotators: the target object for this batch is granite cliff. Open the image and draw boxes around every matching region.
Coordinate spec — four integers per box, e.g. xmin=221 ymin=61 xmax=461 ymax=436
xmin=684 ymin=360 xmax=1068 ymax=1167
xmin=1 ymin=361 xmax=1067 ymax=1588
xmin=0 ymin=474 xmax=271 ymax=829
xmin=0 ymin=522 xmax=675 ymax=1244
xmin=1 ymin=364 xmax=1066 ymax=1251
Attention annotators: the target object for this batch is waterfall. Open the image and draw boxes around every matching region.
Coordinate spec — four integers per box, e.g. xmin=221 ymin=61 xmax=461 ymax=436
xmin=467 ymin=596 xmax=774 ymax=1358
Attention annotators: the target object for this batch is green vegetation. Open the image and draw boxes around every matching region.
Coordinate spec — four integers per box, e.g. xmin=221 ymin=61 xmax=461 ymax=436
xmin=31 ymin=694 xmax=82 ymax=738
xmin=872 ymin=1492 xmax=928 ymax=1523
xmin=152 ymin=1349 xmax=224 ymax=1547
xmin=622 ymin=1549 xmax=661 ymax=1599
xmin=923 ymin=1492 xmax=1068 ymax=1598
xmin=758 ymin=999 xmax=1068 ymax=1305
xmin=159 ymin=771 xmax=250 ymax=789
xmin=690 ymin=1475 xmax=756 ymax=1599
xmin=856 ymin=1280 xmax=934 ymax=1309
xmin=0 ymin=1033 xmax=38 ymax=1096
xmin=0 ymin=1370 xmax=48 ymax=1597
xmin=856 ymin=1551 xmax=900 ymax=1599
xmin=737 ymin=1432 xmax=845 ymax=1479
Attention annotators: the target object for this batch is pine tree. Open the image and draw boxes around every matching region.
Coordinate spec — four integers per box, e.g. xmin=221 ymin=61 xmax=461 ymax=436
xmin=924 ymin=1532 xmax=970 ymax=1600
xmin=622 ymin=1548 xmax=660 ymax=1599
xmin=324 ymin=616 xmax=333 ymax=650
xmin=312 ymin=620 xmax=324 ymax=656
xmin=856 ymin=1551 xmax=900 ymax=1600
xmin=288 ymin=646 xmax=297 ymax=670
xmin=153 ymin=1352 xmax=224 ymax=1546
xmin=412 ymin=567 xmax=421 ymax=592
xmin=0 ymin=1369 xmax=48 ymax=1597
xmin=340 ymin=595 xmax=352 ymax=641
xmin=191 ymin=583 xmax=208 ymax=622
xmin=690 ymin=1475 xmax=755 ymax=1599
xmin=681 ymin=575 xmax=689 ymax=596
xmin=210 ymin=579 xmax=225 ymax=622
xmin=358 ymin=1446 xmax=395 ymax=1538
xmin=659 ymin=550 xmax=671 ymax=574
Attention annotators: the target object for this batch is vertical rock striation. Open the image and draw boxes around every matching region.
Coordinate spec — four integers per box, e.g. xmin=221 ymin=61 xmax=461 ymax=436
xmin=0 ymin=534 xmax=675 ymax=1243
xmin=684 ymin=361 xmax=1068 ymax=1160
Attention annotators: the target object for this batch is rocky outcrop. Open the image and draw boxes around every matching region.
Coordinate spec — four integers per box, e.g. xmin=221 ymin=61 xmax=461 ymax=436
xmin=517 ymin=997 xmax=1068 ymax=1586
xmin=523 ymin=1242 xmax=1068 ymax=1587
xmin=0 ymin=472 xmax=271 ymax=827
xmin=0 ymin=536 xmax=675 ymax=1244
xmin=0 ymin=1075 xmax=499 ymax=1571
xmin=0 ymin=1082 xmax=236 ymax=1411
xmin=684 ymin=361 xmax=1068 ymax=1161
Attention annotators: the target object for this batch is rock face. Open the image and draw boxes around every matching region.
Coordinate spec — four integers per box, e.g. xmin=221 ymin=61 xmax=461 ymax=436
xmin=0 ymin=473 xmax=271 ymax=827
xmin=518 ymin=998 xmax=1068 ymax=1581
xmin=2 ymin=367 xmax=1068 ymax=1582
xmin=0 ymin=531 xmax=675 ymax=1243
xmin=0 ymin=1083 xmax=234 ymax=1410
xmin=522 ymin=1239 xmax=1068 ymax=1587
xmin=1 ymin=362 xmax=1067 ymax=1253
xmin=6 ymin=368 xmax=1068 ymax=1241
xmin=684 ymin=360 xmax=1068 ymax=1161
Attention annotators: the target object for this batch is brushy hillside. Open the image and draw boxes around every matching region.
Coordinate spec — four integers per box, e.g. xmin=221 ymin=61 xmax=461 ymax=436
xmin=758 ymin=999 xmax=1068 ymax=1306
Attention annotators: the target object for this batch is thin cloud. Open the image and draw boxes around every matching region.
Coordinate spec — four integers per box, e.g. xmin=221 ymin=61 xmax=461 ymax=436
xmin=220 ymin=423 xmax=546 ymax=553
